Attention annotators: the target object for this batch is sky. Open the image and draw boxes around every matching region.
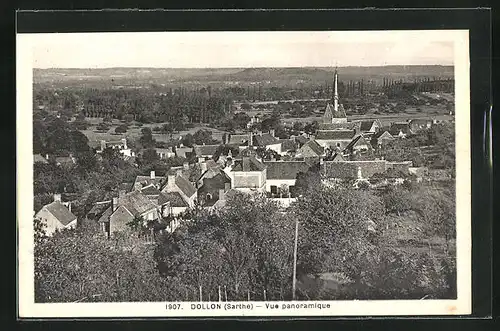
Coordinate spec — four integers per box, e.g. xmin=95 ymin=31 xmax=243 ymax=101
xmin=26 ymin=30 xmax=458 ymax=69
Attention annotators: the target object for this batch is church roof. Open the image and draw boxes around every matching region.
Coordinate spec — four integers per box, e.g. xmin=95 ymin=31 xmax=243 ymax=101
xmin=315 ymin=130 xmax=356 ymax=141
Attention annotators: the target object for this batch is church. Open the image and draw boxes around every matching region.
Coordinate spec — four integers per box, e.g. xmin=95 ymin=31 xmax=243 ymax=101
xmin=315 ymin=69 xmax=359 ymax=149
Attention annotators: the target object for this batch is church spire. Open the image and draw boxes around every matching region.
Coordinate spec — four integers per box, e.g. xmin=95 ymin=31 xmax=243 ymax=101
xmin=333 ymin=67 xmax=339 ymax=112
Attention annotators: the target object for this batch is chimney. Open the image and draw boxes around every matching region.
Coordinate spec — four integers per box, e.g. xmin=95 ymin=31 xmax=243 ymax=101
xmin=357 ymin=166 xmax=362 ymax=179
xmin=112 ymin=197 xmax=119 ymax=212
xmin=225 ymin=182 xmax=231 ymax=191
xmin=67 ymin=202 xmax=72 ymax=213
xmin=150 ymin=170 xmax=156 ymax=179
xmin=183 ymin=162 xmax=189 ymax=170
xmin=249 ymin=132 xmax=253 ymax=147
xmin=100 ymin=140 xmax=106 ymax=151
xmin=270 ymin=129 xmax=275 ymax=137
xmin=200 ymin=162 xmax=207 ymax=173
xmin=53 ymin=193 xmax=61 ymax=202
xmin=45 ymin=154 xmax=49 ymax=160
xmin=219 ymin=189 xmax=225 ymax=201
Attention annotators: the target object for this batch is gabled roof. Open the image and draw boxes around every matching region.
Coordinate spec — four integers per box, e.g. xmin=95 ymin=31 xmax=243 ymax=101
xmin=43 ymin=201 xmax=77 ymax=226
xmin=133 ymin=175 xmax=166 ymax=190
xmin=253 ymin=133 xmax=279 ymax=146
xmin=118 ymin=190 xmax=157 ymax=216
xmin=390 ymin=122 xmax=411 ymax=134
xmin=359 ymin=120 xmax=377 ymax=132
xmin=98 ymin=206 xmax=113 ymax=223
xmin=345 ymin=135 xmax=370 ymax=151
xmin=372 ymin=130 xmax=394 ymax=140
xmin=264 ymin=161 xmax=311 ymax=180
xmin=198 ymin=171 xmax=231 ymax=192
xmin=300 ymin=140 xmax=324 ymax=156
xmin=318 ymin=122 xmax=357 ymax=130
xmin=278 ymin=139 xmax=297 ymax=152
xmin=193 ymin=144 xmax=219 ymax=157
xmin=140 ymin=184 xmax=162 ymax=196
xmin=227 ymin=133 xmax=251 ymax=145
xmin=231 ymin=156 xmax=266 ymax=172
xmin=175 ymin=175 xmax=197 ymax=198
xmin=87 ymin=201 xmax=112 ymax=219
xmin=323 ymin=103 xmax=334 ymax=123
xmin=160 ymin=192 xmax=188 ymax=207
xmin=315 ymin=130 xmax=356 ymax=140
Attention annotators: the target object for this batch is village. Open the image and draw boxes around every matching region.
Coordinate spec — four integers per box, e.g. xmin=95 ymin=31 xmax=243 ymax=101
xmin=33 ymin=68 xmax=457 ymax=303
xmin=34 ymin=70 xmax=453 ymax=239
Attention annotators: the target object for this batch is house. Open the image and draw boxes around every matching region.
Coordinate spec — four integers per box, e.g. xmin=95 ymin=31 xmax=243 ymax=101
xmin=193 ymin=144 xmax=219 ymax=159
xmin=33 ymin=154 xmax=49 ymax=164
xmin=159 ymin=192 xmax=189 ymax=216
xmin=225 ymin=156 xmax=267 ymax=192
xmin=296 ymin=139 xmax=325 ymax=158
xmin=358 ymin=120 xmax=382 ymax=135
xmin=409 ymin=119 xmax=433 ymax=133
xmin=344 ymin=135 xmax=372 ymax=155
xmin=252 ymin=131 xmax=282 ymax=154
xmin=371 ymin=130 xmax=394 ymax=148
xmin=99 ymin=190 xmax=159 ymax=238
xmin=315 ymin=129 xmax=357 ymax=149
xmin=99 ymin=138 xmax=134 ymax=157
xmin=224 ymin=133 xmax=252 ymax=146
xmin=156 ymin=147 xmax=176 ymax=159
xmin=389 ymin=122 xmax=411 ymax=138
xmin=175 ymin=145 xmax=194 ymax=158
xmin=35 ymin=194 xmax=77 ymax=236
xmin=196 ymin=168 xmax=232 ymax=207
xmin=133 ymin=171 xmax=166 ymax=191
xmin=86 ymin=200 xmax=112 ymax=221
xmin=263 ymin=161 xmax=311 ymax=196
xmin=161 ymin=173 xmax=197 ymax=208
xmin=139 ymin=184 xmax=172 ymax=217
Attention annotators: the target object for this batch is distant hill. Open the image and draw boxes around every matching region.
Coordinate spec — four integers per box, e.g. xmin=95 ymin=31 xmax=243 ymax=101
xmin=33 ymin=66 xmax=454 ymax=88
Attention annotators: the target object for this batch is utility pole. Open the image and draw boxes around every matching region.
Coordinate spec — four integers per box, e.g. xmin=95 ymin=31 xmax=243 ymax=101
xmin=292 ymin=219 xmax=299 ymax=300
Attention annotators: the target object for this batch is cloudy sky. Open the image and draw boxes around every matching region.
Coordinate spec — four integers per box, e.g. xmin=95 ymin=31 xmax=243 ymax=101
xmin=27 ymin=30 xmax=458 ymax=69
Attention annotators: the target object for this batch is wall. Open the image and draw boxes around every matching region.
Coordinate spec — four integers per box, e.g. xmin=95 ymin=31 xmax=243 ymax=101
xmin=109 ymin=206 xmax=134 ymax=235
xmin=36 ymin=208 xmax=74 ymax=236
xmin=231 ymin=171 xmax=265 ymax=190
xmin=316 ymin=139 xmax=352 ymax=149
xmin=265 ymin=179 xmax=296 ymax=192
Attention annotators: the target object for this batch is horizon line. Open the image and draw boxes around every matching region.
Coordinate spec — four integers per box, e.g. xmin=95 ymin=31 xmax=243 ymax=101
xmin=34 ymin=64 xmax=455 ymax=70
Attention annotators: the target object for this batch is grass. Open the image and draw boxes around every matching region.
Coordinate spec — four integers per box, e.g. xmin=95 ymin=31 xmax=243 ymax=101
xmin=82 ymin=118 xmax=227 ymax=145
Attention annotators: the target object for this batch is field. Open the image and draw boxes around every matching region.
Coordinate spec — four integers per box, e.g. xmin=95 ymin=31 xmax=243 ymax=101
xmin=82 ymin=118 xmax=227 ymax=147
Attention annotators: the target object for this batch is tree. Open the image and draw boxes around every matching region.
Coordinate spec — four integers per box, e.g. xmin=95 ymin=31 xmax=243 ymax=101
xmin=181 ymin=134 xmax=194 ymax=148
xmin=139 ymin=127 xmax=156 ymax=149
xmin=292 ymin=186 xmax=385 ymax=283
xmin=115 ymin=124 xmax=128 ymax=134
xmin=96 ymin=122 xmax=110 ymax=132
xmin=382 ymin=186 xmax=414 ymax=216
xmin=193 ymin=129 xmax=217 ymax=145
xmin=34 ymin=222 xmax=178 ymax=302
xmin=155 ymin=193 xmax=295 ymax=301
xmin=139 ymin=148 xmax=160 ymax=166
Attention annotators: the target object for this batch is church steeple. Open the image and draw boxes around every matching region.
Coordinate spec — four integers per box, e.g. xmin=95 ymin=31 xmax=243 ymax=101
xmin=333 ymin=68 xmax=339 ymax=112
